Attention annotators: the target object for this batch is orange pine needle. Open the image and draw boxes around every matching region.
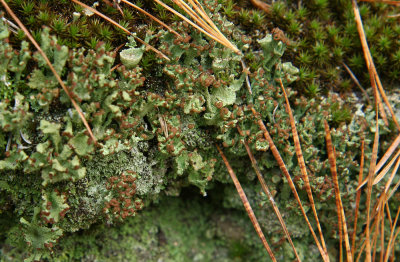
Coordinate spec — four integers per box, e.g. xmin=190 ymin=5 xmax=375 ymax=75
xmin=352 ymin=140 xmax=365 ymax=259
xmin=324 ymin=120 xmax=353 ymax=262
xmin=279 ymin=78 xmax=328 ymax=256
xmin=384 ymin=206 xmax=400 ymax=262
xmin=0 ymin=0 xmax=97 ymax=144
xmin=216 ymin=144 xmax=277 ymax=261
xmin=242 ymin=138 xmax=301 ymax=261
xmin=154 ymin=0 xmax=240 ymax=54
xmin=357 ymin=148 xmax=400 ymax=190
xmin=249 ymin=0 xmax=271 ymax=14
xmin=352 ymin=0 xmax=400 ymax=130
xmin=121 ymin=0 xmax=181 ymax=38
xmin=342 ymin=62 xmax=371 ymax=104
xmin=251 ymin=107 xmax=329 ymax=262
xmin=364 ymin=94 xmax=380 ymax=261
xmin=71 ymin=0 xmax=170 ymax=61
xmin=359 ymin=0 xmax=400 ymax=5
xmin=380 ymin=207 xmax=385 ymax=262
xmin=375 ymin=133 xmax=400 ymax=174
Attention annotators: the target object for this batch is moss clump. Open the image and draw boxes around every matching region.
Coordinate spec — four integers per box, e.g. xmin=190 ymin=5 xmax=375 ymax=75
xmin=227 ymin=0 xmax=400 ymax=96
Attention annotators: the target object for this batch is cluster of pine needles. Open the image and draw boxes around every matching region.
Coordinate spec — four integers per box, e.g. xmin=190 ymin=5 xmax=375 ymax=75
xmin=1 ymin=0 xmax=400 ymax=261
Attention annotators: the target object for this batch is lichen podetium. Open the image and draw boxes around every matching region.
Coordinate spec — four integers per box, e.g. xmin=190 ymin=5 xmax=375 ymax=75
xmin=0 ymin=0 xmax=398 ymax=261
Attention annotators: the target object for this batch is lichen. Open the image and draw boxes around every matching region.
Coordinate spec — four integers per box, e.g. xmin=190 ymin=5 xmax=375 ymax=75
xmin=0 ymin=1 xmax=398 ymax=260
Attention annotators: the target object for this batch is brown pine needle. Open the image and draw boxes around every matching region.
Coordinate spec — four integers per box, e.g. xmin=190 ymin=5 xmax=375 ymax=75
xmin=364 ymin=90 xmax=380 ymax=261
xmin=371 ymin=204 xmax=383 ymax=262
xmin=375 ymin=133 xmax=400 ymax=174
xmin=241 ymin=138 xmax=301 ymax=261
xmin=279 ymin=78 xmax=328 ymax=256
xmin=380 ymin=205 xmax=386 ymax=262
xmin=342 ymin=62 xmax=371 ymax=104
xmin=357 ymin=148 xmax=400 ymax=190
xmin=384 ymin=206 xmax=400 ymax=262
xmin=121 ymin=0 xmax=181 ymax=38
xmin=352 ymin=0 xmax=400 ymax=130
xmin=186 ymin=0 xmax=237 ymax=52
xmin=386 ymin=203 xmax=393 ymax=232
xmin=0 ymin=0 xmax=97 ymax=144
xmin=154 ymin=0 xmax=225 ymax=46
xmin=378 ymin=150 xmax=400 ymax=190
xmin=71 ymin=0 xmax=170 ymax=61
xmin=154 ymin=0 xmax=240 ymax=54
xmin=216 ymin=144 xmax=277 ymax=261
xmin=249 ymin=0 xmax=271 ymax=14
xmin=181 ymin=0 xmax=238 ymax=52
xmin=360 ymin=0 xmax=400 ymax=5
xmin=389 ymin=228 xmax=400 ymax=262
xmin=324 ymin=120 xmax=353 ymax=262
xmin=250 ymin=106 xmax=330 ymax=262
xmin=352 ymin=140 xmax=365 ymax=259
xmin=387 ymin=175 xmax=400 ymax=200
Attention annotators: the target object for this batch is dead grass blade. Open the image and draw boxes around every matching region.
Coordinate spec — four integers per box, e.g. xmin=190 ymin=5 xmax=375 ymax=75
xmin=352 ymin=0 xmax=400 ymax=130
xmin=71 ymin=0 xmax=170 ymax=61
xmin=241 ymin=137 xmax=301 ymax=261
xmin=0 ymin=0 xmax=97 ymax=143
xmin=352 ymin=140 xmax=365 ymax=259
xmin=250 ymin=106 xmax=330 ymax=262
xmin=216 ymin=144 xmax=277 ymax=261
xmin=324 ymin=120 xmax=353 ymax=262
xmin=279 ymin=78 xmax=328 ymax=256
xmin=120 ymin=0 xmax=181 ymax=38
xmin=154 ymin=0 xmax=240 ymax=54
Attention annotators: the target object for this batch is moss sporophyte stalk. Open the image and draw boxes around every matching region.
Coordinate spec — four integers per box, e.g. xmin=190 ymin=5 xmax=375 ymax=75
xmin=0 ymin=0 xmax=398 ymax=261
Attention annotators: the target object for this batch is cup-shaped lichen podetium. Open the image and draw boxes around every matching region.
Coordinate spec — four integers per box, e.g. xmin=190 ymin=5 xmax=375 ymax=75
xmin=120 ymin=47 xmax=144 ymax=69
